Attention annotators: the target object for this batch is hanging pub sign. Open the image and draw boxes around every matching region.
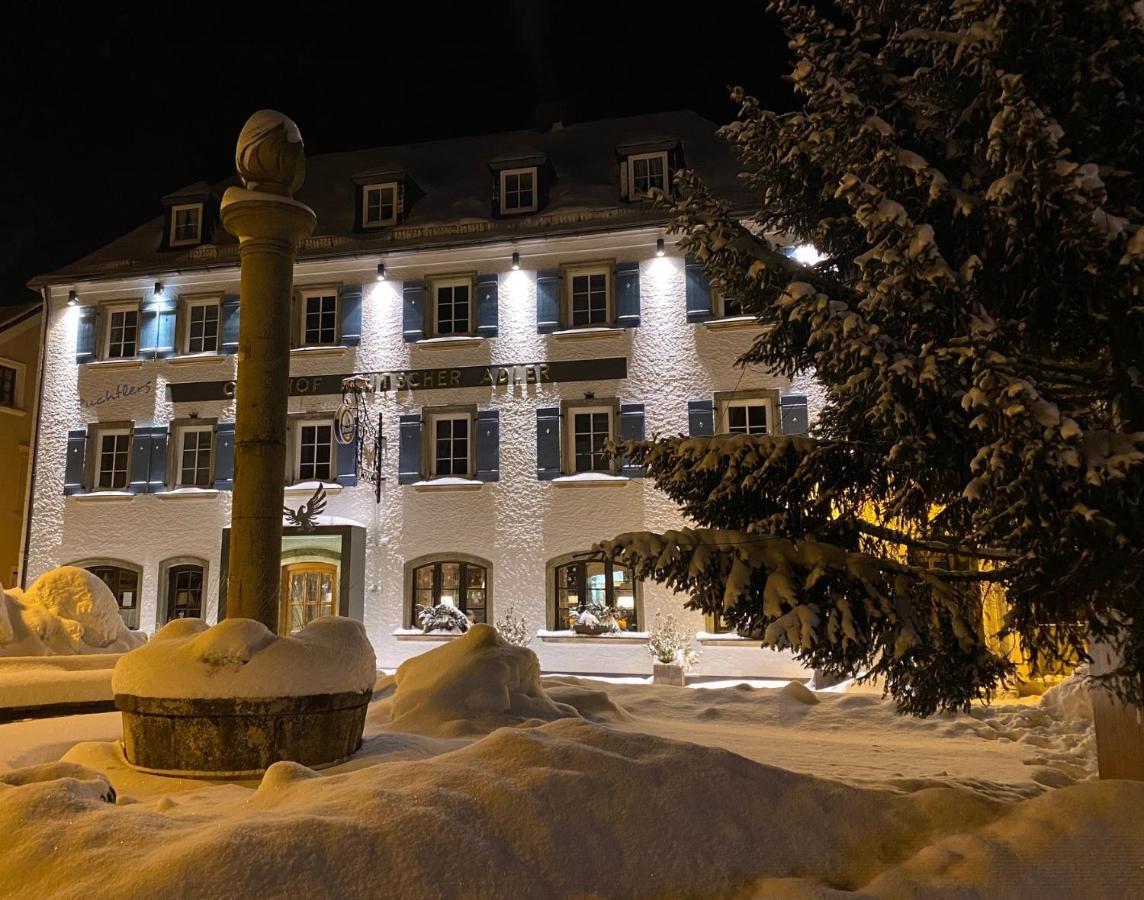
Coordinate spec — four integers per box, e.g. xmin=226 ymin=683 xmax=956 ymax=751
xmin=167 ymin=357 xmax=627 ymax=404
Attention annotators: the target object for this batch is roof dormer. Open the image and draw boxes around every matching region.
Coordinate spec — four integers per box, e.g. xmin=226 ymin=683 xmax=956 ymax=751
xmin=488 ymin=154 xmax=552 ymax=218
xmin=160 ymin=182 xmax=216 ymax=250
xmin=352 ymin=168 xmax=417 ymax=231
xmin=616 ymin=138 xmax=685 ymax=202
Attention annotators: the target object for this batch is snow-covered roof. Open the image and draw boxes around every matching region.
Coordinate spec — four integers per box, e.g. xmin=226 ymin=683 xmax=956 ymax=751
xmin=33 ymin=111 xmax=753 ymax=286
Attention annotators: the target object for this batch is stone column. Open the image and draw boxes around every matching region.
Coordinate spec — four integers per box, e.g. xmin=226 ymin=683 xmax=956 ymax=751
xmin=220 ymin=111 xmax=316 ymax=631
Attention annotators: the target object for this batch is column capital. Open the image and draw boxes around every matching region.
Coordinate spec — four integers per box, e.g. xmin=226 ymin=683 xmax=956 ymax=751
xmin=220 ymin=187 xmax=317 ymax=245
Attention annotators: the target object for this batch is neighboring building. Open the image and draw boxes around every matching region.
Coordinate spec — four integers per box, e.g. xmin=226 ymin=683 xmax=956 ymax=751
xmin=0 ymin=302 xmax=42 ymax=589
xmin=25 ymin=111 xmax=819 ymax=677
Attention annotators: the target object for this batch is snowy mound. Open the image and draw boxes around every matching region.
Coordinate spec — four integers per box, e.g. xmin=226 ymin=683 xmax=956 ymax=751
xmin=111 ymin=616 xmax=376 ymax=699
xmin=388 ymin=623 xmax=579 ymax=736
xmin=0 ymin=567 xmax=146 ymax=657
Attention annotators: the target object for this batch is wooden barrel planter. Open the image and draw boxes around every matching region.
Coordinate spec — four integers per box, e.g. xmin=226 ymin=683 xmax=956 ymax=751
xmin=115 ymin=689 xmax=372 ymax=777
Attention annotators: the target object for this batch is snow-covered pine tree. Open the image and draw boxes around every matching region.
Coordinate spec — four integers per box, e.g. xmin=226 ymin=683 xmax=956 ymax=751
xmin=602 ymin=0 xmax=1144 ymax=716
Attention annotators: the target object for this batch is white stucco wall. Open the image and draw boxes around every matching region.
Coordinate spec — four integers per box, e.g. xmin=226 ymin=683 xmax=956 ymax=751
xmin=28 ymin=228 xmax=821 ymax=679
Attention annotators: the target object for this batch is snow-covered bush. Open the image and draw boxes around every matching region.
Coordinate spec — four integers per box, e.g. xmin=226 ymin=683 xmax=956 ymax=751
xmin=416 ymin=603 xmax=471 ymax=634
xmin=494 ymin=605 xmax=531 ymax=647
xmin=647 ymin=614 xmax=700 ymax=671
xmin=573 ymin=603 xmax=622 ymax=635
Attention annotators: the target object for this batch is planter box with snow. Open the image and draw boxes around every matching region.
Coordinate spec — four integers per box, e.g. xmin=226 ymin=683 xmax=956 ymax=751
xmin=653 ymin=663 xmax=686 ymax=686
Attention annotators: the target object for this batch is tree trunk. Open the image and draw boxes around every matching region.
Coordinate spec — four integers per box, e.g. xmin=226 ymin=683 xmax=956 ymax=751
xmin=1090 ymin=637 xmax=1144 ymax=779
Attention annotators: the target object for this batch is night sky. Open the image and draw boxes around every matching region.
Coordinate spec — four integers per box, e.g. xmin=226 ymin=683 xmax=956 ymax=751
xmin=0 ymin=3 xmax=794 ymax=307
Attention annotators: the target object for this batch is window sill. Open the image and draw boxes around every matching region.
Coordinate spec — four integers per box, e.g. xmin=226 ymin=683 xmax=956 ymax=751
xmin=154 ymin=488 xmax=220 ymax=499
xmin=167 ymin=353 xmax=228 ymax=366
xmin=0 ymin=406 xmax=27 ymax=418
xmin=552 ymin=473 xmax=629 ymax=488
xmin=537 ymin=630 xmax=649 ymax=644
xmin=71 ymin=491 xmax=135 ymax=503
xmin=393 ymin=629 xmax=465 ymax=641
xmin=412 ymin=477 xmax=484 ymax=492
xmin=703 ymin=316 xmax=757 ymax=331
xmin=284 ymin=481 xmax=344 ymax=497
xmin=551 ymin=327 xmax=625 ymax=341
xmin=87 ymin=358 xmax=144 ymax=370
xmin=696 ymin=631 xmax=763 ymax=646
xmin=414 ymin=336 xmax=484 ymax=350
xmin=290 ymin=345 xmax=350 ymax=357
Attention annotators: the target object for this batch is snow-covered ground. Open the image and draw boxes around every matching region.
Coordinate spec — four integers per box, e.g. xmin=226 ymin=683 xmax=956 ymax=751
xmin=0 ymin=626 xmax=1139 ymax=899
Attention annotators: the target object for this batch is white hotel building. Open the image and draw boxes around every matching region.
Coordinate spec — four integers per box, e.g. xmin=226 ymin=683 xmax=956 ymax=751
xmin=24 ymin=111 xmax=817 ymax=678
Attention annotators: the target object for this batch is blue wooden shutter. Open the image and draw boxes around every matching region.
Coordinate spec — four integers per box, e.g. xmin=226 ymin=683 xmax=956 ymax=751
xmin=220 ymin=294 xmax=240 ymax=355
xmin=155 ymin=306 xmax=177 ymax=358
xmin=780 ymin=394 xmax=809 ymax=436
xmin=614 ymin=261 xmax=641 ymax=328
xmin=536 ymin=270 xmax=560 ymax=334
xmin=146 ymin=427 xmax=168 ymax=492
xmin=213 ymin=422 xmax=235 ymax=489
xmin=128 ymin=427 xmax=152 ymax=494
xmin=536 ymin=407 xmax=561 ymax=480
xmin=138 ymin=305 xmax=159 ymax=359
xmin=336 ymin=432 xmax=359 ymax=487
xmin=75 ymin=307 xmax=97 ymax=363
xmin=64 ymin=430 xmax=88 ymax=495
xmin=398 ymin=414 xmax=423 ymax=484
xmin=475 ymin=410 xmax=500 ymax=482
xmin=403 ymin=281 xmax=425 ymax=342
xmin=618 ymin=403 xmax=646 ymax=478
xmin=476 ymin=274 xmax=498 ymax=339
xmin=685 ymin=258 xmax=714 ymax=323
xmin=688 ymin=399 xmax=715 ymax=437
xmin=341 ymin=285 xmax=363 ymax=346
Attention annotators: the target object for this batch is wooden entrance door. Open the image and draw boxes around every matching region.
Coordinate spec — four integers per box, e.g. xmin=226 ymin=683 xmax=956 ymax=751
xmin=280 ymin=562 xmax=337 ymax=634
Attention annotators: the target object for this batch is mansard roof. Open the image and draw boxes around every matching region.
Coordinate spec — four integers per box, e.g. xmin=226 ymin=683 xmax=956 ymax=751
xmin=32 ymin=110 xmax=753 ymax=286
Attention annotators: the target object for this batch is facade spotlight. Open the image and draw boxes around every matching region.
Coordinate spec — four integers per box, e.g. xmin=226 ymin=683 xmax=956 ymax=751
xmin=67 ymin=290 xmax=79 ymax=307
xmin=656 ymin=238 xmax=665 ymax=257
xmin=376 ymin=263 xmax=385 ymax=281
xmin=153 ymin=281 xmax=164 ymax=298
xmin=511 ymin=251 xmax=520 ymax=271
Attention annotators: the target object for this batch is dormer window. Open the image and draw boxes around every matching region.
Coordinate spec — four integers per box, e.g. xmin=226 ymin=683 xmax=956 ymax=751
xmin=362 ymin=183 xmax=398 ymax=228
xmin=627 ymin=152 xmax=669 ymax=199
xmin=499 ymin=167 xmax=537 ymax=215
xmin=170 ymin=204 xmax=203 ymax=246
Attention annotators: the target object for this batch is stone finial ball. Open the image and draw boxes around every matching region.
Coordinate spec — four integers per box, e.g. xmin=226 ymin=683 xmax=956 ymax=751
xmin=235 ymin=110 xmax=306 ymax=196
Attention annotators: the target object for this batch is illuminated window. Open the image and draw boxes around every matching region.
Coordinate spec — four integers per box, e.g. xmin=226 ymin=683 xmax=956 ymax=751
xmin=301 ymin=292 xmax=338 ymax=346
xmin=281 ymin=562 xmax=337 ymax=633
xmin=499 ymin=167 xmax=537 ymax=214
xmin=411 ymin=560 xmax=488 ymax=625
xmin=166 ymin=565 xmax=204 ymax=621
xmin=362 ymin=183 xmax=398 ymax=227
xmin=553 ymin=558 xmax=638 ymax=631
xmin=86 ymin=563 xmax=141 ymax=629
xmin=627 ymin=152 xmax=668 ymax=198
xmin=170 ymin=203 xmax=203 ymax=246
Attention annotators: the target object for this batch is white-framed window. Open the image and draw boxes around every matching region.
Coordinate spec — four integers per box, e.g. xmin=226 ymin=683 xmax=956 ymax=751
xmin=301 ymin=292 xmax=339 ymax=346
xmin=566 ymin=266 xmax=611 ymax=328
xmin=0 ymin=358 xmax=24 ymax=410
xmin=184 ymin=300 xmax=220 ymax=354
xmin=714 ymin=290 xmax=744 ymax=318
xmin=719 ymin=398 xmax=772 ymax=436
xmin=569 ymin=406 xmax=614 ymax=474
xmin=429 ymin=411 xmax=472 ymax=477
xmin=499 ymin=167 xmax=537 ymax=214
xmin=104 ymin=304 xmax=140 ymax=359
xmin=431 ymin=276 xmax=474 ymax=337
xmin=170 ymin=203 xmax=203 ymax=246
xmin=627 ymin=151 xmax=669 ymax=199
xmin=175 ymin=425 xmax=214 ymax=487
xmin=550 ymin=554 xmax=640 ymax=632
xmin=294 ymin=420 xmax=334 ymax=482
xmin=362 ymin=182 xmax=398 ymax=228
xmin=95 ymin=428 xmax=132 ymax=490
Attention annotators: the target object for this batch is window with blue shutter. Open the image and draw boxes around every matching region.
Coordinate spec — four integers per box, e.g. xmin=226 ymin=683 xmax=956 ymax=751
xmin=340 ymin=285 xmax=363 ymax=347
xmin=146 ymin=427 xmax=168 ymax=492
xmin=475 ymin=410 xmax=500 ymax=482
xmin=155 ymin=305 xmax=177 ymax=358
xmin=780 ymin=394 xmax=809 ymax=436
xmin=688 ymin=399 xmax=715 ymax=437
xmin=212 ymin=423 xmax=235 ymax=489
xmin=618 ymin=403 xmax=646 ymax=477
xmin=64 ymin=430 xmax=88 ymax=495
xmin=398 ymin=413 xmax=423 ymax=484
xmin=138 ymin=303 xmax=159 ymax=360
xmin=536 ymin=407 xmax=561 ymax=479
xmin=336 ymin=431 xmax=359 ymax=486
xmin=403 ymin=282 xmax=425 ymax=342
xmin=536 ymin=270 xmax=561 ymax=334
xmin=75 ymin=307 xmax=97 ymax=364
xmin=476 ymin=274 xmax=498 ymax=339
xmin=219 ymin=294 xmax=240 ymax=355
xmin=128 ymin=427 xmax=152 ymax=494
xmin=685 ymin=258 xmax=714 ymax=323
xmin=614 ymin=261 xmax=641 ymax=328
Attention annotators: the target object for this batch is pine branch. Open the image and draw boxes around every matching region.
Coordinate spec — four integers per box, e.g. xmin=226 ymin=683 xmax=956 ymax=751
xmin=852 ymin=520 xmax=1019 ymax=562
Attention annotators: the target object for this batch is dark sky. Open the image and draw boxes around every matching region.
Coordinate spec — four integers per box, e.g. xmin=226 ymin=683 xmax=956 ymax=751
xmin=0 ymin=2 xmax=793 ymax=307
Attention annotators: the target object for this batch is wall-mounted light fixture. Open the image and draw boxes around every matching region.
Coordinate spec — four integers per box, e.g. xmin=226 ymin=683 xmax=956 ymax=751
xmin=376 ymin=263 xmax=385 ymax=281
xmin=511 ymin=251 xmax=520 ymax=271
xmin=153 ymin=281 xmax=164 ymax=299
xmin=656 ymin=238 xmax=665 ymax=257
xmin=67 ymin=290 xmax=79 ymax=307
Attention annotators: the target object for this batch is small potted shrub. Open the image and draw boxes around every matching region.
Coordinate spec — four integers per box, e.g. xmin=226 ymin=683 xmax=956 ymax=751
xmin=494 ymin=605 xmax=531 ymax=647
xmin=416 ymin=603 xmax=471 ymax=635
xmin=572 ymin=602 xmax=622 ymax=635
xmin=647 ymin=614 xmax=700 ymax=686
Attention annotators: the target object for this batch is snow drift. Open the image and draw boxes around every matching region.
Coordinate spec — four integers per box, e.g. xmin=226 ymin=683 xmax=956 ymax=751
xmin=111 ymin=616 xmax=376 ymax=699
xmin=386 ymin=623 xmax=579 ymax=736
xmin=0 ymin=567 xmax=146 ymax=657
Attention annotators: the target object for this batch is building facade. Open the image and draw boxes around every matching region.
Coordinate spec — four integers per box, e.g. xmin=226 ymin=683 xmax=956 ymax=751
xmin=26 ymin=112 xmax=818 ymax=677
xmin=0 ymin=303 xmax=42 ymax=588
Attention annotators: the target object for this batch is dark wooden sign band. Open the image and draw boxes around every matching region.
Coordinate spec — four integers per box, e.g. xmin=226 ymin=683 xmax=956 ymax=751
xmin=167 ymin=357 xmax=628 ymax=403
